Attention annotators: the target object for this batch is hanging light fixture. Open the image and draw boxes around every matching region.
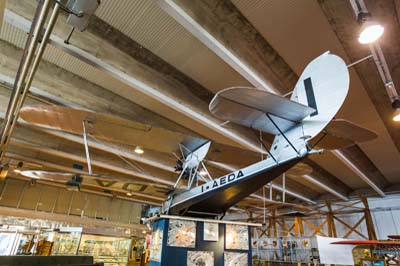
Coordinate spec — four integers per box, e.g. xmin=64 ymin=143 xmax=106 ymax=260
xmin=134 ymin=146 xmax=144 ymax=154
xmin=355 ymin=1 xmax=384 ymax=45
xmin=351 ymin=1 xmax=398 ymax=122
xmin=392 ymin=99 xmax=400 ymax=122
xmin=358 ymin=20 xmax=384 ymax=44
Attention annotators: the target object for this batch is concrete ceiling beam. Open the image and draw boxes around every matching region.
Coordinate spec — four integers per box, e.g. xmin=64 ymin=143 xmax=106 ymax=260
xmin=332 ymin=150 xmax=385 ymax=197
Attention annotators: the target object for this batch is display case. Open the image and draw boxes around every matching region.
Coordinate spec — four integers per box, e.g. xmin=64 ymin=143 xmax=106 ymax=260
xmin=0 ymin=232 xmax=17 ymax=255
xmin=51 ymin=228 xmax=82 ymax=255
xmin=77 ymin=234 xmax=131 ymax=266
xmin=14 ymin=232 xmax=36 ymax=255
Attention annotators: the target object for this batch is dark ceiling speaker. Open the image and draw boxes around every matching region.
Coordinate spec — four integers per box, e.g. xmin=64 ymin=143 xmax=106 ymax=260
xmin=0 ymin=165 xmax=9 ymax=180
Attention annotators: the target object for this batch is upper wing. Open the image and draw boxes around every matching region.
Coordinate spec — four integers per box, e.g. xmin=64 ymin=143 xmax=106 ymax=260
xmin=20 ymin=105 xmax=204 ymax=155
xmin=209 ymin=87 xmax=316 ymax=134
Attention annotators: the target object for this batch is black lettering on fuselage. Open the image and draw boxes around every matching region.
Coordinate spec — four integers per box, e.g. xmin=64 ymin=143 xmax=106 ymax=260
xmin=200 ymin=170 xmax=247 ymax=194
xmin=237 ymin=170 xmax=244 ymax=178
xmin=212 ymin=180 xmax=218 ymax=188
xmin=220 ymin=176 xmax=226 ymax=185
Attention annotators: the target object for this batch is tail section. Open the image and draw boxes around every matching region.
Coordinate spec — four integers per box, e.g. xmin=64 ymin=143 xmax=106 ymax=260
xmin=271 ymin=52 xmax=350 ymax=159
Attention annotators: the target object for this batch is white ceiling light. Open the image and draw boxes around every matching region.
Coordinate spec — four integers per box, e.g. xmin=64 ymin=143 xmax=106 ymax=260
xmin=134 ymin=146 xmax=144 ymax=154
xmin=392 ymin=100 xmax=400 ymax=122
xmin=199 ymin=169 xmax=207 ymax=176
xmin=126 ymin=192 xmax=133 ymax=196
xmin=393 ymin=109 xmax=400 ymax=122
xmin=358 ymin=20 xmax=384 ymax=44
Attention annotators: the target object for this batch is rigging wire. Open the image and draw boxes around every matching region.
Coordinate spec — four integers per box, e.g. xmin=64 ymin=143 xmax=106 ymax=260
xmin=89 ymin=133 xmax=146 ymax=174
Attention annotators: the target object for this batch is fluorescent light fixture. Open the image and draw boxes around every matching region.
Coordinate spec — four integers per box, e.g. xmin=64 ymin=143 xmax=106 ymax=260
xmin=358 ymin=21 xmax=384 ymax=44
xmin=134 ymin=146 xmax=144 ymax=154
xmin=13 ymin=169 xmax=21 ymax=174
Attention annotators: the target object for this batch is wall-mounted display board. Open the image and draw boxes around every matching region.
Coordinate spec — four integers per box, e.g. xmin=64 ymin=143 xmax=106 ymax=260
xmin=224 ymin=252 xmax=248 ymax=266
xmin=167 ymin=219 xmax=196 ymax=248
xmin=149 ymin=228 xmax=163 ymax=262
xmin=187 ymin=250 xmax=214 ymax=266
xmin=225 ymin=225 xmax=248 ymax=250
xmin=204 ymin=223 xmax=219 ymax=242
xmin=147 ymin=216 xmax=259 ymax=266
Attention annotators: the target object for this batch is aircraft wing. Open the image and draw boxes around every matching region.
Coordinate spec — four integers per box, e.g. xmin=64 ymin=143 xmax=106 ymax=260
xmin=20 ymin=105 xmax=205 ymax=155
xmin=209 ymin=87 xmax=316 ymax=134
xmin=312 ymin=119 xmax=378 ymax=149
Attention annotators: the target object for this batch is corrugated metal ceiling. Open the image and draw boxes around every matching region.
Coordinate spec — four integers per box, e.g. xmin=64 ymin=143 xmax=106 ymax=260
xmin=0 ymin=21 xmax=136 ymax=108
xmin=95 ymin=0 xmax=250 ymax=92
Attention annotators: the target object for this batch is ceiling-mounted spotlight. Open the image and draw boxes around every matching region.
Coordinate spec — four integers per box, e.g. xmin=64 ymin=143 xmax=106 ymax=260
xmin=357 ymin=12 xmax=384 ymax=44
xmin=126 ymin=191 xmax=133 ymax=196
xmin=392 ymin=99 xmax=400 ymax=122
xmin=0 ymin=164 xmax=9 ymax=180
xmin=134 ymin=146 xmax=144 ymax=154
xmin=199 ymin=169 xmax=207 ymax=176
xmin=358 ymin=21 xmax=384 ymax=44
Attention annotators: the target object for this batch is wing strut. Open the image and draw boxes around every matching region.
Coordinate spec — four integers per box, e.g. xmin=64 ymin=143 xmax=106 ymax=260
xmin=265 ymin=113 xmax=300 ymax=156
xmin=251 ymin=129 xmax=278 ymax=164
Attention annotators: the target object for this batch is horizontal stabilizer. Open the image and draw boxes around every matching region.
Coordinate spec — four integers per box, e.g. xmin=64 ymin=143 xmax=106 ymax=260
xmin=209 ymin=87 xmax=315 ymax=135
xmin=313 ymin=119 xmax=378 ymax=149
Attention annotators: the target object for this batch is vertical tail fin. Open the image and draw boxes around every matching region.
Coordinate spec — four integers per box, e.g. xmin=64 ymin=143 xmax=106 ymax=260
xmin=271 ymin=52 xmax=350 ymax=159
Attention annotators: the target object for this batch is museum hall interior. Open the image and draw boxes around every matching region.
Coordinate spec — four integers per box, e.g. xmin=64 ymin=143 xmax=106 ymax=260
xmin=0 ymin=0 xmax=399 ymax=265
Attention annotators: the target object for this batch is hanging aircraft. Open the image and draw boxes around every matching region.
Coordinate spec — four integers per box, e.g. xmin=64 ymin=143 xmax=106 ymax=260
xmin=163 ymin=52 xmax=378 ymax=217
